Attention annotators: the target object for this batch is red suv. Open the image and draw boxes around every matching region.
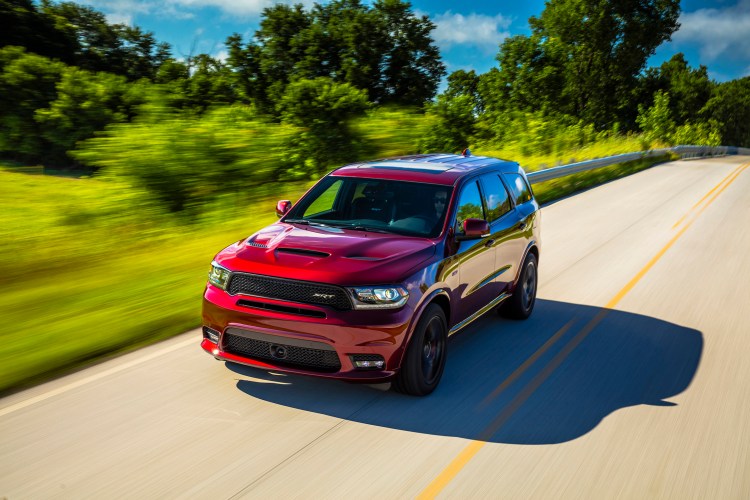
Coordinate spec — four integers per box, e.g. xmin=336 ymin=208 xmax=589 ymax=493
xmin=202 ymin=153 xmax=540 ymax=395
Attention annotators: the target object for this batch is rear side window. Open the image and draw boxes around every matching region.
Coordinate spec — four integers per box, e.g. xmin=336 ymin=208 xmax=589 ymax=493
xmin=455 ymin=180 xmax=485 ymax=232
xmin=480 ymin=174 xmax=512 ymax=222
xmin=504 ymin=173 xmax=533 ymax=205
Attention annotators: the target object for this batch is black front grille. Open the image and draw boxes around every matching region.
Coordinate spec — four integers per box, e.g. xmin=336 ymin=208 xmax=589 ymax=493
xmin=223 ymin=331 xmax=341 ymax=372
xmin=228 ymin=273 xmax=352 ymax=310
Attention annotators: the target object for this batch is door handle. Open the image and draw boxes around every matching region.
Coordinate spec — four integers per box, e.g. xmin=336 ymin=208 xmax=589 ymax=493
xmin=517 ymin=222 xmax=527 ymax=230
xmin=485 ymin=239 xmax=495 ymax=247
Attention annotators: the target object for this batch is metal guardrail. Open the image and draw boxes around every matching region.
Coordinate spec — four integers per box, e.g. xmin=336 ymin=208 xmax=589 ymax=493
xmin=526 ymin=145 xmax=750 ymax=184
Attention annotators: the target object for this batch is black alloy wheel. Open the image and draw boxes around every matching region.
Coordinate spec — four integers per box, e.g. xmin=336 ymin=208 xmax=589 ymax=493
xmin=393 ymin=304 xmax=447 ymax=396
xmin=500 ymin=253 xmax=538 ymax=320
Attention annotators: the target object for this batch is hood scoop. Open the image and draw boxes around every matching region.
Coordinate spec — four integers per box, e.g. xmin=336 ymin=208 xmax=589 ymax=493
xmin=344 ymin=255 xmax=382 ymax=261
xmin=276 ymin=247 xmax=330 ymax=258
xmin=246 ymin=240 xmax=269 ymax=248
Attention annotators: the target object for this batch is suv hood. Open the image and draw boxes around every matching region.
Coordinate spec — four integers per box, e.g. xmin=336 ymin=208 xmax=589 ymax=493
xmin=214 ymin=223 xmax=436 ymax=285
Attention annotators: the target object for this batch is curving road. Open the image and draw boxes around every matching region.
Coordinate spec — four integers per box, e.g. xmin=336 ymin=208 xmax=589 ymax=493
xmin=2 ymin=156 xmax=750 ymax=498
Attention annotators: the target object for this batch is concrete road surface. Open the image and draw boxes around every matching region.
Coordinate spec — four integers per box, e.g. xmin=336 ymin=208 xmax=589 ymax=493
xmin=2 ymin=156 xmax=749 ymax=499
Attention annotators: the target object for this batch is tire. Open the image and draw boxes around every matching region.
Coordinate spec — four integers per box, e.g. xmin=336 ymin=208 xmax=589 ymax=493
xmin=392 ymin=304 xmax=447 ymax=396
xmin=500 ymin=253 xmax=538 ymax=320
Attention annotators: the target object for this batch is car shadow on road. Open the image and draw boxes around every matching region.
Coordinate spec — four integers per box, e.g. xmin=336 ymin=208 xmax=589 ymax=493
xmin=228 ymin=299 xmax=703 ymax=444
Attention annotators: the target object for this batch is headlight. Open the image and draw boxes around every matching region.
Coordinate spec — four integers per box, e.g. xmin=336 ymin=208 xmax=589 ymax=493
xmin=348 ymin=286 xmax=409 ymax=309
xmin=208 ymin=262 xmax=231 ymax=290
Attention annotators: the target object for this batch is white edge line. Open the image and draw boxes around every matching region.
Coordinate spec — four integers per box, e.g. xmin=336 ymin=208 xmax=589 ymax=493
xmin=0 ymin=336 xmax=198 ymax=418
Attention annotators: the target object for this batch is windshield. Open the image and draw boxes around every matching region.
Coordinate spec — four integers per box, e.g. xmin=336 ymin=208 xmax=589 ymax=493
xmin=284 ymin=176 xmax=453 ymax=238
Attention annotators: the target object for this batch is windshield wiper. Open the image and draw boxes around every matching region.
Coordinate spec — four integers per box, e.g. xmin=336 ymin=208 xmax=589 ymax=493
xmin=286 ymin=219 xmax=344 ymax=229
xmin=287 ymin=219 xmax=388 ymax=233
xmin=347 ymin=224 xmax=392 ymax=234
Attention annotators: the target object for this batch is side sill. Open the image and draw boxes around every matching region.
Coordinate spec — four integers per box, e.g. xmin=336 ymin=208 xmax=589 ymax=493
xmin=448 ymin=292 xmax=510 ymax=337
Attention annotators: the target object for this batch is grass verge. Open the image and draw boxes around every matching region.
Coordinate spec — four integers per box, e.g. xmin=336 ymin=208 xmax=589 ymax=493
xmin=532 ymin=154 xmax=674 ymax=204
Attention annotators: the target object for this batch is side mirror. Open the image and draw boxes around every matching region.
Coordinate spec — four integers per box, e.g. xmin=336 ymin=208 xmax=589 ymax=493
xmin=456 ymin=218 xmax=490 ymax=241
xmin=276 ymin=200 xmax=292 ymax=218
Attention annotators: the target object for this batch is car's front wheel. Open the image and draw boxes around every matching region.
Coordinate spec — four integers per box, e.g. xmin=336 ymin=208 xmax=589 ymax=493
xmin=392 ymin=304 xmax=447 ymax=396
xmin=501 ymin=252 xmax=538 ymax=320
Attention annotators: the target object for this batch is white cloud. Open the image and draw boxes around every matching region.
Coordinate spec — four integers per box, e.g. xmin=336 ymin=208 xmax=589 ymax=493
xmin=166 ymin=0 xmax=275 ymax=17
xmin=214 ymin=49 xmax=229 ymax=63
xmin=672 ymin=1 xmax=750 ymax=61
xmin=104 ymin=12 xmax=133 ymax=24
xmin=88 ymin=0 xmax=150 ymax=24
xmin=431 ymin=11 xmax=512 ymax=54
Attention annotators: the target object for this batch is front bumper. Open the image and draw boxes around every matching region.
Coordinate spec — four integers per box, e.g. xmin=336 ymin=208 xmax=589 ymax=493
xmin=201 ymin=285 xmax=417 ymax=381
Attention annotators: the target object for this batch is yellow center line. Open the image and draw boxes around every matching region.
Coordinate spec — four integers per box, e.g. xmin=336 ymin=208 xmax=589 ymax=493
xmin=478 ymin=317 xmax=577 ymax=409
xmin=672 ymin=161 xmax=749 ymax=229
xmin=418 ymin=160 xmax=749 ymax=499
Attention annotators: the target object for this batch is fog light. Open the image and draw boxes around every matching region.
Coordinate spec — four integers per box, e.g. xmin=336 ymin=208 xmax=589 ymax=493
xmin=351 ymin=354 xmax=385 ymax=370
xmin=354 ymin=360 xmax=384 ymax=369
xmin=203 ymin=326 xmax=220 ymax=344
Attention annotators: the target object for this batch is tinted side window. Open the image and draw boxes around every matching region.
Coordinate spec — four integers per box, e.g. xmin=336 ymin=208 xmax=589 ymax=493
xmin=455 ymin=180 xmax=485 ymax=232
xmin=504 ymin=173 xmax=533 ymax=205
xmin=480 ymin=174 xmax=512 ymax=222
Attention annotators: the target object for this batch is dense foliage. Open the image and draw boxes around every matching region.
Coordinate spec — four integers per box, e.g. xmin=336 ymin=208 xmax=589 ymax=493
xmin=72 ymin=105 xmax=298 ymax=215
xmin=228 ymin=0 xmax=444 ymax=110
xmin=2 ymin=0 xmax=170 ymax=79
xmin=1 ymin=0 xmax=749 ymax=216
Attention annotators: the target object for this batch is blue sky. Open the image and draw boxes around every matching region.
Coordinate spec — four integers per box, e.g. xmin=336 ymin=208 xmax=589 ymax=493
xmin=77 ymin=0 xmax=750 ymax=82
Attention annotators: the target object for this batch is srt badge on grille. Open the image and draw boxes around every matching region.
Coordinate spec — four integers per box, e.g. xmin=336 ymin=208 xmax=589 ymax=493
xmin=312 ymin=293 xmax=335 ymax=299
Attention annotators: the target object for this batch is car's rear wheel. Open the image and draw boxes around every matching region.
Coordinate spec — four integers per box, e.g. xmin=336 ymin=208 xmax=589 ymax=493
xmin=500 ymin=253 xmax=537 ymax=320
xmin=393 ymin=304 xmax=447 ymax=396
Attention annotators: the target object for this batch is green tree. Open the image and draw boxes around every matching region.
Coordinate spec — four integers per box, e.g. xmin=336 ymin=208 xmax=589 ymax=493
xmin=637 ymin=53 xmax=713 ymax=127
xmin=182 ymin=54 xmax=237 ymax=111
xmin=482 ymin=35 xmax=566 ymax=117
xmin=445 ymin=70 xmax=484 ymax=115
xmin=0 ymin=0 xmax=75 ymax=62
xmin=250 ymin=2 xmax=312 ymax=106
xmin=702 ymin=77 xmax=750 ymax=147
xmin=225 ymin=0 xmax=444 ymax=109
xmin=316 ymin=1 xmax=388 ymax=101
xmin=488 ymin=0 xmax=680 ymax=128
xmin=35 ymin=66 xmax=146 ymax=164
xmin=39 ymin=1 xmax=120 ymax=72
xmin=116 ymin=25 xmax=172 ymax=81
xmin=37 ymin=1 xmax=171 ymax=80
xmin=373 ymin=0 xmax=444 ymax=105
xmin=0 ymin=47 xmax=64 ymax=161
xmin=417 ymin=94 xmax=476 ymax=154
xmin=154 ymin=59 xmax=189 ymax=84
xmin=226 ymin=33 xmax=272 ymax=111
xmin=637 ymin=90 xmax=675 ymax=145
xmin=0 ymin=47 xmax=152 ymax=166
xmin=277 ymin=77 xmax=370 ymax=175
